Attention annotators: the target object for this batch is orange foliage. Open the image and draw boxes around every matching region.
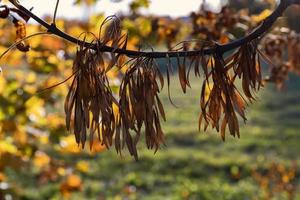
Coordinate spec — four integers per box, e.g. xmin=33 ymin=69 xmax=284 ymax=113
xmin=60 ymin=174 xmax=82 ymax=198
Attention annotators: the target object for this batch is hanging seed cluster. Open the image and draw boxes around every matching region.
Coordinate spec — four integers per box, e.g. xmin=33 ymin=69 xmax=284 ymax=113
xmin=62 ymin=16 xmax=270 ymax=159
xmin=65 ymin=17 xmax=166 ymax=160
xmin=118 ymin=57 xmax=166 ymax=159
xmin=263 ymin=28 xmax=300 ymax=89
xmin=2 ymin=1 xmax=299 ymax=159
xmin=198 ymin=41 xmax=263 ymax=140
xmin=65 ymin=45 xmax=118 ymax=150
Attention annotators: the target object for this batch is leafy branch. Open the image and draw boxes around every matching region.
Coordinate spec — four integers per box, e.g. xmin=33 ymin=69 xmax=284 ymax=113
xmin=8 ymin=0 xmax=300 ymax=58
xmin=3 ymin=0 xmax=300 ymax=159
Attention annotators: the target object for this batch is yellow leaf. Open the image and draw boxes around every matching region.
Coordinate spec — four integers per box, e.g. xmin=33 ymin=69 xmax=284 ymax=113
xmin=26 ymin=72 xmax=37 ymax=84
xmin=0 ymin=139 xmax=18 ymax=154
xmin=60 ymin=174 xmax=82 ymax=198
xmin=26 ymin=25 xmax=41 ymax=48
xmin=66 ymin=174 xmax=82 ymax=188
xmin=47 ymin=55 xmax=59 ymax=65
xmin=90 ymin=140 xmax=106 ymax=154
xmin=38 ymin=135 xmax=49 ymax=145
xmin=0 ymin=76 xmax=6 ymax=93
xmin=13 ymin=129 xmax=28 ymax=145
xmin=23 ymin=85 xmax=37 ymax=94
xmin=136 ymin=17 xmax=152 ymax=37
xmin=76 ymin=161 xmax=89 ymax=173
xmin=25 ymin=96 xmax=46 ymax=122
xmin=282 ymin=175 xmax=290 ymax=183
xmin=68 ymin=26 xmax=85 ymax=38
xmin=58 ymin=135 xmax=81 ymax=154
xmin=33 ymin=151 xmax=50 ymax=168
xmin=57 ymin=167 xmax=66 ymax=176
xmin=46 ymin=114 xmax=65 ymax=128
xmin=251 ymin=9 xmax=272 ymax=23
xmin=0 ymin=172 xmax=6 ymax=182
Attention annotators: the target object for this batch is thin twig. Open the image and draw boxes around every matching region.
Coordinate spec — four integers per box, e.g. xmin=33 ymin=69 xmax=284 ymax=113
xmin=35 ymin=70 xmax=78 ymax=94
xmin=53 ymin=0 xmax=60 ymax=25
xmin=0 ymin=32 xmax=50 ymax=60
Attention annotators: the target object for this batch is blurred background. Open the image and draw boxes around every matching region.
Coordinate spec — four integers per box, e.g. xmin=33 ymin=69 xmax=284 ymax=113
xmin=0 ymin=0 xmax=300 ymax=199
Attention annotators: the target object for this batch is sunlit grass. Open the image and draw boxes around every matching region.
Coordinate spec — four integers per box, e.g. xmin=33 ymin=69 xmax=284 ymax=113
xmin=8 ymin=74 xmax=300 ymax=199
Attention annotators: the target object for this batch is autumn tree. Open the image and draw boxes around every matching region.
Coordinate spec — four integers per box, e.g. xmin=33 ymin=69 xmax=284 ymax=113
xmin=1 ymin=0 xmax=300 ymax=199
xmin=1 ymin=0 xmax=300 ymax=159
xmin=1 ymin=0 xmax=300 ymax=160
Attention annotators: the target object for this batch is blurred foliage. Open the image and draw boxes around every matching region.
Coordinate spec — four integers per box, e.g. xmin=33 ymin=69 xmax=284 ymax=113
xmin=129 ymin=0 xmax=150 ymax=14
xmin=0 ymin=0 xmax=299 ymax=199
xmin=74 ymin=0 xmax=150 ymax=13
xmin=253 ymin=162 xmax=297 ymax=200
xmin=0 ymin=12 xmax=110 ymax=199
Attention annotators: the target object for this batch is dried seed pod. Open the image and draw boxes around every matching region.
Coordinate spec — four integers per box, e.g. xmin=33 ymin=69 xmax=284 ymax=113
xmin=65 ymin=43 xmax=117 ymax=150
xmin=117 ymin=57 xmax=165 ymax=160
xmin=98 ymin=16 xmax=128 ymax=71
xmin=14 ymin=20 xmax=30 ymax=52
xmin=101 ymin=16 xmax=122 ymax=48
xmin=64 ymin=17 xmax=133 ymax=157
xmin=6 ymin=7 xmax=33 ymax=52
xmin=199 ymin=46 xmax=247 ymax=140
xmin=231 ymin=40 xmax=263 ymax=100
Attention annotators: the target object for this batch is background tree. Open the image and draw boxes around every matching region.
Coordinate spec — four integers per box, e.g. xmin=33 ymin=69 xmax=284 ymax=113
xmin=0 ymin=0 xmax=300 ymax=199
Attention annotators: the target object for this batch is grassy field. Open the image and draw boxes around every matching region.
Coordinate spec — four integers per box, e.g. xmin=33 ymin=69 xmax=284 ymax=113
xmin=6 ymin=74 xmax=300 ymax=200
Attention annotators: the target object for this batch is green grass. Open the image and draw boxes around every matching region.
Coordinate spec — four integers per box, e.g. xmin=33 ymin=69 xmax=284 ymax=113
xmin=5 ymin=74 xmax=300 ymax=200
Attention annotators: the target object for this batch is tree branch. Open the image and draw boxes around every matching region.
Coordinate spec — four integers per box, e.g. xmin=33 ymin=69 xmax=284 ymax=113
xmin=10 ymin=0 xmax=298 ymax=58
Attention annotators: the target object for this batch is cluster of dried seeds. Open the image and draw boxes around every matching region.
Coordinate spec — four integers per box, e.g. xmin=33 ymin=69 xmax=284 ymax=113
xmin=65 ymin=45 xmax=117 ymax=150
xmin=263 ymin=29 xmax=300 ymax=89
xmin=64 ymin=17 xmax=167 ymax=160
xmin=176 ymin=40 xmax=263 ymax=140
xmin=117 ymin=57 xmax=165 ymax=159
xmin=0 ymin=5 xmax=289 ymax=159
xmin=62 ymin=16 xmax=271 ymax=158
